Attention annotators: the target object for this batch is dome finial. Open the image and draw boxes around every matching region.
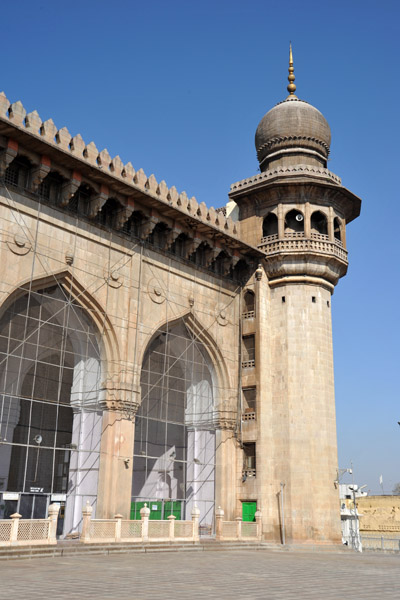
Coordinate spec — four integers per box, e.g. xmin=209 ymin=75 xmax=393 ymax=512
xmin=286 ymin=42 xmax=297 ymax=99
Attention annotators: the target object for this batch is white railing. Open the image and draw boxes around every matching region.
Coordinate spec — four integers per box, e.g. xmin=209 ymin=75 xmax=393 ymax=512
xmin=361 ymin=534 xmax=400 ymax=552
xmin=0 ymin=504 xmax=59 ymax=546
xmin=80 ymin=503 xmax=200 ymax=544
xmin=215 ymin=507 xmax=262 ymax=541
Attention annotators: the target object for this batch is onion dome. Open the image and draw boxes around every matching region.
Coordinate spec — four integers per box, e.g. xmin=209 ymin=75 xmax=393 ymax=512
xmin=255 ymin=45 xmax=331 ymax=171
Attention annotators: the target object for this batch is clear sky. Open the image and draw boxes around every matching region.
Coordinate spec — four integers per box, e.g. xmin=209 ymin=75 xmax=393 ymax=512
xmin=1 ymin=0 xmax=399 ymax=494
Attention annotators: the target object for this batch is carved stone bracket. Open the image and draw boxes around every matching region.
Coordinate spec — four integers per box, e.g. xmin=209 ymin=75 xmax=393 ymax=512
xmin=31 ymin=157 xmax=51 ymax=191
xmin=87 ymin=190 xmax=108 ymax=219
xmin=0 ymin=146 xmax=18 ymax=177
xmin=184 ymin=236 xmax=202 ymax=259
xmin=60 ymin=174 xmax=82 ymax=207
xmin=140 ymin=216 xmax=159 ymax=240
xmin=204 ymin=246 xmax=221 ymax=268
xmin=162 ymin=227 xmax=182 ymax=251
xmin=115 ymin=206 xmax=134 ymax=230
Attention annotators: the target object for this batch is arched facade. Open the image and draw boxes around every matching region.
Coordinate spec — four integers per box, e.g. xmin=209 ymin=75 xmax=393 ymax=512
xmin=132 ymin=319 xmax=217 ymax=526
xmin=0 ymin=283 xmax=104 ymax=534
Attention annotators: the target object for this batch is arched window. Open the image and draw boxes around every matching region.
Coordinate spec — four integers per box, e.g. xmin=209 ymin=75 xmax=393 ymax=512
xmin=133 ymin=320 xmax=216 ymax=526
xmin=4 ymin=156 xmax=31 ymax=190
xmin=334 ymin=217 xmax=342 ymax=242
xmin=122 ymin=210 xmax=144 ymax=238
xmin=311 ymin=211 xmax=328 ymax=235
xmin=284 ymin=209 xmax=304 ymax=234
xmin=38 ymin=171 xmax=64 ymax=205
xmin=243 ymin=291 xmax=255 ymax=318
xmin=148 ymin=222 xmax=169 ymax=249
xmin=170 ymin=233 xmax=189 ymax=259
xmin=96 ymin=197 xmax=121 ymax=228
xmin=262 ymin=213 xmax=278 ymax=237
xmin=0 ymin=286 xmax=102 ymax=534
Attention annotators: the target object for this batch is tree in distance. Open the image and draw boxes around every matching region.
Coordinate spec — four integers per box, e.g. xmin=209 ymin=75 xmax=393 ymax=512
xmin=392 ymin=483 xmax=400 ymax=495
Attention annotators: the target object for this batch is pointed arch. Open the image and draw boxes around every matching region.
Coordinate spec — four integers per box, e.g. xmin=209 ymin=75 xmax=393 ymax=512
xmin=0 ymin=269 xmax=120 ymax=369
xmin=137 ymin=311 xmax=231 ymax=404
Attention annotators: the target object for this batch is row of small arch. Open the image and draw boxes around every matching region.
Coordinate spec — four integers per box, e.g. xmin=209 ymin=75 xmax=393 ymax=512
xmin=263 ymin=209 xmax=343 ymax=241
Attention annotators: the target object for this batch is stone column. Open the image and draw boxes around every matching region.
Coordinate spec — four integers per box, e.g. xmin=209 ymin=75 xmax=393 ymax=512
xmin=277 ymin=205 xmax=284 ymax=239
xmin=215 ymin=506 xmax=224 ymax=541
xmin=48 ymin=503 xmax=60 ymax=544
xmin=168 ymin=515 xmax=176 ymax=540
xmin=96 ymin=408 xmax=136 ymax=520
xmin=255 ymin=510 xmax=262 ymax=541
xmin=114 ymin=514 xmax=123 ymax=542
xmin=191 ymin=504 xmax=200 ymax=542
xmin=236 ymin=516 xmax=242 ymax=540
xmin=140 ymin=503 xmax=150 ymax=542
xmin=10 ymin=512 xmax=21 ymax=544
xmin=304 ymin=202 xmax=311 ymax=238
xmin=80 ymin=502 xmax=93 ymax=543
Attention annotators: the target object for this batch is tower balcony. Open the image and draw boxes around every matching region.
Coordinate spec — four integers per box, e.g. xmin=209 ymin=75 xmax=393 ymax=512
xmin=258 ymin=232 xmax=348 ymax=289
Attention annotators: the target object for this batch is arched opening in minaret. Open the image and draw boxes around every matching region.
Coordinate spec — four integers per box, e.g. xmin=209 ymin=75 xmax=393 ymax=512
xmin=262 ymin=213 xmax=278 ymax=238
xmin=132 ymin=320 xmax=216 ymax=527
xmin=284 ymin=209 xmax=304 ymax=234
xmin=243 ymin=291 xmax=255 ymax=317
xmin=334 ymin=217 xmax=342 ymax=242
xmin=311 ymin=211 xmax=328 ymax=236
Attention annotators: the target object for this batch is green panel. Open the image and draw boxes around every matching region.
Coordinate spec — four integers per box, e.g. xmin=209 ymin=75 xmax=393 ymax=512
xmin=148 ymin=501 xmax=163 ymax=520
xmin=130 ymin=501 xmax=163 ymax=520
xmin=163 ymin=500 xmax=182 ymax=520
xmin=242 ymin=501 xmax=257 ymax=522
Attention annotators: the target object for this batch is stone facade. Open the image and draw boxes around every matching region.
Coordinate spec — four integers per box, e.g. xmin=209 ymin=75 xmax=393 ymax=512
xmin=0 ymin=69 xmax=361 ymax=545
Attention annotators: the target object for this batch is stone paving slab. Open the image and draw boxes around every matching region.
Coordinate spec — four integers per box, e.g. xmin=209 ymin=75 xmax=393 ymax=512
xmin=0 ymin=549 xmax=399 ymax=599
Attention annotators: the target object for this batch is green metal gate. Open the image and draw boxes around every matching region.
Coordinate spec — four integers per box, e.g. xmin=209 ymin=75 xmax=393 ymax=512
xmin=242 ymin=501 xmax=257 ymax=522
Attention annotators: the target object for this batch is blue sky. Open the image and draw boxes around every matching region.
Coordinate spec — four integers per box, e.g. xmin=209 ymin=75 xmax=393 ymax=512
xmin=2 ymin=0 xmax=399 ymax=494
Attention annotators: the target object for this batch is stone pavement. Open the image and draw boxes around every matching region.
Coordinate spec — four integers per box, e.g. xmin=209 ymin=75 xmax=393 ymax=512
xmin=0 ymin=548 xmax=399 ymax=599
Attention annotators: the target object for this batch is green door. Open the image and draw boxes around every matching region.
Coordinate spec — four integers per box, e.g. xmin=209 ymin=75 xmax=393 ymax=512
xmin=242 ymin=501 xmax=257 ymax=522
xmin=164 ymin=500 xmax=182 ymax=520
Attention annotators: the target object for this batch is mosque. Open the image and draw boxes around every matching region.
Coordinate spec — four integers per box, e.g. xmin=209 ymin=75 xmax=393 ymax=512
xmin=0 ymin=48 xmax=361 ymax=544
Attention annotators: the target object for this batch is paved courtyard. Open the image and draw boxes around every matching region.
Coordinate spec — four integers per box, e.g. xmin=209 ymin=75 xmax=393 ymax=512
xmin=0 ymin=549 xmax=399 ymax=599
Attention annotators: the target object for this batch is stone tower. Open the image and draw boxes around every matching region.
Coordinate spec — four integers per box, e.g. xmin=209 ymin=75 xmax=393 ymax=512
xmin=229 ymin=47 xmax=361 ymax=543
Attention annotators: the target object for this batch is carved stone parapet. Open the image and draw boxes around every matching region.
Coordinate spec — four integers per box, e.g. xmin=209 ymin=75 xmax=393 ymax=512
xmin=8 ymin=101 xmax=26 ymax=126
xmin=258 ymin=235 xmax=348 ymax=287
xmin=25 ymin=110 xmax=42 ymax=134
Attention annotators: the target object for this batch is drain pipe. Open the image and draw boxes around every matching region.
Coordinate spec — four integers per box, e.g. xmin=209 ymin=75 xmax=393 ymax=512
xmin=280 ymin=482 xmax=286 ymax=545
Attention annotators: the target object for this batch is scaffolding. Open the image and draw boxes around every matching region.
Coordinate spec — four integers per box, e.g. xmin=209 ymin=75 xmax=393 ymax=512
xmin=0 ymin=164 xmax=244 ymax=534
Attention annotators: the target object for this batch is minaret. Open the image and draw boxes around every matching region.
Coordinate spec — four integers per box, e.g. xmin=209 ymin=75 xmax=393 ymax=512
xmin=230 ymin=47 xmax=361 ymax=544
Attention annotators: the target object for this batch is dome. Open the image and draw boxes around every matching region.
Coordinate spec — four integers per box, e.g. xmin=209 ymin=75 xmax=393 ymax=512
xmin=255 ymin=98 xmax=331 ymax=170
xmin=255 ymin=46 xmax=331 ymax=171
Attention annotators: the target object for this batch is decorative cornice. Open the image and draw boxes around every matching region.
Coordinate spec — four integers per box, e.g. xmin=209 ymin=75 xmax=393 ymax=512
xmin=256 ymin=134 xmax=330 ymax=159
xmin=230 ymin=164 xmax=341 ymax=194
xmin=0 ymin=92 xmax=257 ymax=253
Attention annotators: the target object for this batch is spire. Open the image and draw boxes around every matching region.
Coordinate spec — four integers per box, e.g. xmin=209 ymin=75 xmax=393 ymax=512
xmin=286 ymin=42 xmax=297 ymax=99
